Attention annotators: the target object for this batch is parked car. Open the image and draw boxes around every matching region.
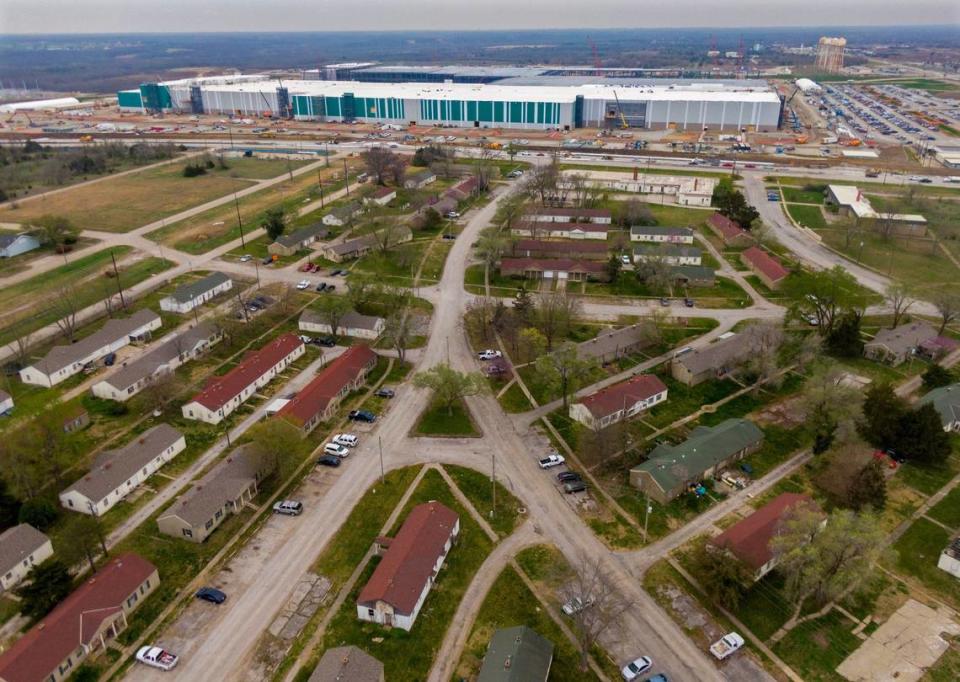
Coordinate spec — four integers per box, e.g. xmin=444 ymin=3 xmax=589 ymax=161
xmin=325 ymin=284 xmax=336 ymax=292
xmin=103 ymin=352 xmax=117 ymax=366
xmin=324 ymin=443 xmax=350 ymax=458
xmin=659 ymin=297 xmax=670 ymax=307
xmin=442 ymin=233 xmax=457 ymax=240
xmin=885 ymin=448 xmax=907 ymax=464
xmin=564 ymin=480 xmax=587 ymax=494
xmin=684 ymin=298 xmax=695 ymax=308
xmin=136 ymin=646 xmax=179 ymax=671
xmin=332 ymin=433 xmax=359 ymax=448
xmin=478 ymin=349 xmax=503 ymax=360
xmin=349 ymin=410 xmax=376 ymax=423
xmin=644 ymin=676 xmax=669 ymax=682
xmin=315 ymin=336 xmax=336 ymax=347
xmin=621 ymin=254 xmax=631 ymax=265
xmin=317 ymin=454 xmax=342 ymax=467
xmin=710 ymin=632 xmax=745 ymax=660
xmin=315 ymin=282 xmax=327 ymax=292
xmin=261 ymin=256 xmax=273 ymax=265
xmin=298 ymin=263 xmax=312 ymax=272
xmin=562 ymin=596 xmax=593 ymax=616
xmin=296 ymin=280 xmax=310 ymax=290
xmin=446 ymin=211 xmax=461 ymax=219
xmin=239 ymin=254 xmax=253 ymax=263
xmin=557 ymin=471 xmax=582 ymax=483
xmin=621 ymin=656 xmax=653 ymax=681
xmin=298 ymin=335 xmax=313 ymax=344
xmin=539 ymin=453 xmax=565 ymax=469
xmin=272 ymin=500 xmax=303 ymax=516
xmin=195 ymin=587 xmax=227 ymax=604
xmin=375 ymin=388 xmax=396 ymax=398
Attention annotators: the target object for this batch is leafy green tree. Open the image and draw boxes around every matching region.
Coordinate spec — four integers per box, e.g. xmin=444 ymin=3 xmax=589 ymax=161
xmin=847 ymin=460 xmax=887 ymax=511
xmin=313 ymin=295 xmax=353 ymax=341
xmin=859 ymin=383 xmax=906 ymax=449
xmin=59 ymin=513 xmax=107 ymax=573
xmin=711 ymin=177 xmax=759 ymax=228
xmin=517 ymin=327 xmax=547 ymax=364
xmin=605 ymin=255 xmax=622 ymax=283
xmin=262 ymin=207 xmax=286 ymax=241
xmin=800 ymin=363 xmax=863 ymax=454
xmin=420 ymin=207 xmax=443 ymax=232
xmin=783 ymin=267 xmax=868 ymax=336
xmin=30 ymin=215 xmax=79 ymax=247
xmin=17 ymin=560 xmax=73 ymax=620
xmin=824 ymin=311 xmax=863 ymax=358
xmin=0 ymin=479 xmax=20 ymax=530
xmin=18 ymin=498 xmax=59 ymax=531
xmin=922 ymin=363 xmax=954 ymax=391
xmin=246 ymin=419 xmax=302 ymax=479
xmin=475 ymin=228 xmax=508 ymax=268
xmin=690 ymin=540 xmax=754 ymax=610
xmin=413 ymin=364 xmax=485 ymax=416
xmin=512 ymin=287 xmax=534 ymax=325
xmin=896 ymin=403 xmax=952 ymax=465
xmin=534 ymin=343 xmax=597 ymax=409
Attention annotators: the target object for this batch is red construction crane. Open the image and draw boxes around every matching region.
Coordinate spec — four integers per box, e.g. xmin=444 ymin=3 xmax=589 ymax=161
xmin=589 ymin=38 xmax=602 ymax=76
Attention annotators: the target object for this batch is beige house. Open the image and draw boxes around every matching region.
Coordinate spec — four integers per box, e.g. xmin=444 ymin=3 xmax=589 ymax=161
xmin=671 ymin=327 xmax=766 ymax=386
xmin=300 ymin=309 xmax=385 ymax=340
xmin=864 ymin=321 xmax=939 ymax=366
xmin=0 ymin=524 xmax=53 ymax=591
xmin=268 ymin=223 xmax=329 ymax=257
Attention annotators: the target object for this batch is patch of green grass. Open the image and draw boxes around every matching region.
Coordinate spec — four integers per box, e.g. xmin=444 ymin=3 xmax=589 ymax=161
xmin=889 ymin=517 xmax=960 ymax=609
xmin=786 ymin=203 xmax=827 ymax=230
xmin=923 ymin=637 xmax=960 ymax=680
xmin=515 ymin=545 xmax=565 ymax=583
xmin=413 ymin=398 xmax=480 ymax=437
xmin=0 ymin=594 xmax=21 ymax=628
xmin=497 ymin=381 xmax=534 ymax=413
xmin=898 ymin=452 xmax=960 ymax=496
xmin=927 ymin=487 xmax=960 ymax=530
xmin=739 ymin=423 xmax=811 ymax=478
xmin=443 ymin=464 xmax=522 ymax=539
xmin=781 ymin=185 xmax=826 ymax=204
xmin=773 ymin=610 xmax=862 ymax=682
xmin=732 ymin=572 xmax=794 ymax=641
xmin=645 ymin=375 xmax=740 ymax=429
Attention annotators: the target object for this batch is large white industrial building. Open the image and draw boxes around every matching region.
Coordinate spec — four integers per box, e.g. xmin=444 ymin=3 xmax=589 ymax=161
xmin=118 ymin=71 xmax=784 ymax=132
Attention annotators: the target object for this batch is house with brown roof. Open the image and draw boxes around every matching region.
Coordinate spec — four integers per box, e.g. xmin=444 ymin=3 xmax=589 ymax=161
xmin=576 ymin=322 xmax=657 ymax=364
xmin=708 ymin=493 xmax=822 ymax=581
xmin=569 ymin=374 xmax=668 ymax=431
xmin=741 ymin=247 xmax=790 ymax=289
xmin=309 ymin=646 xmax=383 ymax=682
xmin=0 ymin=524 xmax=53 ymax=591
xmin=510 ymin=220 xmax=609 ymax=240
xmin=356 ymin=501 xmax=459 ymax=631
xmin=404 ymin=169 xmax=437 ymax=189
xmin=0 ymin=553 xmax=158 ymax=682
xmin=268 ymin=223 xmax=329 ymax=257
xmin=321 ymin=227 xmax=413 ymax=263
xmin=864 ymin=321 xmax=940 ymax=366
xmin=671 ymin=327 xmax=767 ymax=386
xmin=157 ymin=445 xmax=270 ymax=543
xmin=707 ymin=213 xmax=753 ymax=247
xmin=60 ymin=424 xmax=186 ymax=517
xmin=499 ymin=257 xmax=610 ymax=282
xmin=277 ymin=345 xmax=378 ymax=435
xmin=300 ymin=309 xmax=385 ymax=340
xmin=510 ymin=239 xmax=609 ymax=261
xmin=365 ymin=186 xmax=397 ymax=206
xmin=181 ymin=333 xmax=304 ymax=425
xmin=523 ymin=207 xmax=612 ymax=225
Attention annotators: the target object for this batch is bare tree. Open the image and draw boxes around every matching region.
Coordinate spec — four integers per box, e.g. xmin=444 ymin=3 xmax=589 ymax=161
xmin=139 ymin=371 xmax=184 ymax=415
xmin=475 ymin=227 xmax=509 ymax=268
xmin=885 ymin=282 xmax=914 ymax=328
xmin=932 ymin=289 xmax=960 ymax=335
xmin=314 ymin=296 xmax=353 ymax=341
xmin=389 ymin=155 xmax=407 ymax=186
xmin=275 ymin=283 xmax=296 ymax=315
xmin=473 ymin=147 xmax=497 ymax=192
xmin=560 ymin=556 xmax=634 ymax=672
xmin=534 ymin=292 xmax=582 ymax=350
xmin=7 ymin=322 xmax=34 ymax=369
xmin=535 ymin=342 xmax=597 ymax=409
xmin=371 ymin=219 xmax=407 ymax=255
xmin=50 ymin=286 xmax=80 ymax=342
xmin=362 ymin=146 xmax=398 ymax=186
xmin=384 ymin=310 xmax=414 ymax=364
xmin=522 ymin=161 xmax=559 ymax=206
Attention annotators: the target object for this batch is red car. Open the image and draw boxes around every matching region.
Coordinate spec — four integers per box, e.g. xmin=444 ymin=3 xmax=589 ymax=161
xmin=872 ymin=450 xmax=897 ymax=469
xmin=298 ymin=263 xmax=312 ymax=272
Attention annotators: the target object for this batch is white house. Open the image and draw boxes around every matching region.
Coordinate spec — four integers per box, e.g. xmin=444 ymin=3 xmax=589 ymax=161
xmin=20 ymin=309 xmax=162 ymax=388
xmin=569 ymin=374 xmax=668 ymax=431
xmin=0 ymin=389 xmax=12 ymax=415
xmin=559 ymin=171 xmax=716 ymax=207
xmin=299 ymin=309 xmax=385 ymax=340
xmin=510 ymin=221 xmax=609 ymax=240
xmin=0 ymin=524 xmax=53 ymax=591
xmin=356 ymin=501 xmax=459 ymax=631
xmin=633 ymin=244 xmax=702 ymax=266
xmin=523 ymin=208 xmax=612 ymax=224
xmin=160 ymin=272 xmax=233 ymax=314
xmin=0 ymin=233 xmax=41 ymax=258
xmin=181 ymin=333 xmax=304 ymax=424
xmin=404 ymin=169 xmax=437 ymax=189
xmin=91 ymin=322 xmax=223 ymax=402
xmin=939 ymin=537 xmax=960 ymax=579
xmin=59 ymin=424 xmax=186 ymax=516
xmin=630 ymin=226 xmax=695 ymax=244
xmin=365 ymin=186 xmax=397 ymax=206
xmin=322 ymin=202 xmax=362 ymax=227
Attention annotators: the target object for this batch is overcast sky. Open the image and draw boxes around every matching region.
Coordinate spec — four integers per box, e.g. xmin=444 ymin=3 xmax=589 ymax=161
xmin=2 ymin=0 xmax=958 ymax=33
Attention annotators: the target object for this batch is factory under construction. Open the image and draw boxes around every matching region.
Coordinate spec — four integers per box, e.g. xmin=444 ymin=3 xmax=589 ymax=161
xmin=117 ymin=65 xmax=785 ymax=132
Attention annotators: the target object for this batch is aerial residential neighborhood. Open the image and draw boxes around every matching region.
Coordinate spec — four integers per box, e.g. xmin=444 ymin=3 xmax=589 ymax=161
xmin=0 ymin=7 xmax=959 ymax=682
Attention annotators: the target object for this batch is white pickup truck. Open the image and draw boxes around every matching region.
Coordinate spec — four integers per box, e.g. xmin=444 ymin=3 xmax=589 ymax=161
xmin=136 ymin=645 xmax=179 ymax=671
xmin=710 ymin=632 xmax=745 ymax=660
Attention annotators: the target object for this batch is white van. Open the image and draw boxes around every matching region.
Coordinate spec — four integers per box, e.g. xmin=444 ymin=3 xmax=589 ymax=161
xmin=324 ymin=443 xmax=350 ymax=458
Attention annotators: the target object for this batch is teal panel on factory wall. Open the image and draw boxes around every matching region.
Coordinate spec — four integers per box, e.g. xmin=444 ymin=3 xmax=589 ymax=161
xmin=509 ymin=102 xmax=522 ymax=123
xmin=477 ymin=101 xmax=492 ymax=122
xmin=450 ymin=100 xmax=462 ymax=121
xmin=467 ymin=101 xmax=478 ymax=121
xmin=526 ymin=102 xmax=536 ymax=123
xmin=325 ymin=97 xmax=342 ymax=117
xmin=117 ymin=90 xmax=143 ymax=108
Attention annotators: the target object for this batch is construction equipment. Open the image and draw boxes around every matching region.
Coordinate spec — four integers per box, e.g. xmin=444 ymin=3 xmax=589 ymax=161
xmin=612 ymin=91 xmax=629 ymax=129
xmin=866 ymin=168 xmax=881 ymax=178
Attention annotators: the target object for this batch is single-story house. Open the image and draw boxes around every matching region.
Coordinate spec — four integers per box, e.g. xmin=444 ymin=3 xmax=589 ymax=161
xmin=157 ymin=445 xmax=270 ymax=543
xmin=826 ymin=185 xmax=927 ymax=236
xmin=322 ymin=201 xmax=362 ymax=227
xmin=499 ymin=257 xmax=610 ymax=282
xmin=707 ymin=213 xmax=753 ymax=247
xmin=477 ymin=626 xmax=554 ymax=682
xmin=299 ymin=309 xmax=385 ymax=340
xmin=160 ymin=272 xmax=233 ymax=314
xmin=322 ymin=226 xmax=412 ymax=263
xmin=630 ymin=418 xmax=764 ymax=503
xmin=864 ymin=321 xmax=939 ymax=366
xmin=357 ymin=501 xmax=459 ymax=631
xmin=633 ymin=244 xmax=702 ymax=266
xmin=708 ymin=493 xmax=822 ymax=581
xmin=92 ymin=321 xmax=223 ymax=401
xmin=404 ymin=169 xmax=437 ymax=189
xmin=309 ymin=647 xmax=384 ymax=682
xmin=0 ymin=389 xmax=12 ymax=415
xmin=939 ymin=536 xmax=960 ymax=579
xmin=277 ymin=345 xmax=379 ymax=435
xmin=268 ymin=223 xmax=329 ymax=257
xmin=419 ymin=196 xmax=458 ymax=217
xmin=570 ymin=374 xmax=668 ymax=431
xmin=558 ymin=171 xmax=715 ymax=207
xmin=0 ymin=233 xmax=41 ymax=258
xmin=670 ymin=265 xmax=716 ymax=287
xmin=630 ymin=226 xmax=695 ymax=244
xmin=576 ymin=322 xmax=657 ymax=364
xmin=671 ymin=327 xmax=765 ymax=386
xmin=523 ymin=208 xmax=612 ymax=224
xmin=918 ymin=383 xmax=960 ymax=432
xmin=61 ymin=405 xmax=90 ymax=433
xmin=60 ymin=424 xmax=186 ymax=517
xmin=918 ymin=335 xmax=960 ymax=361
xmin=510 ymin=220 xmax=609 ymax=240
xmin=510 ymin=239 xmax=609 ymax=261
xmin=365 ymin=186 xmax=397 ymax=206
xmin=741 ymin=246 xmax=790 ymax=289
xmin=181 ymin=333 xmax=304 ymax=424
xmin=20 ymin=309 xmax=161 ymax=388
xmin=450 ymin=176 xmax=479 ymax=196
xmin=0 ymin=524 xmax=53 ymax=591
xmin=0 ymin=553 xmax=158 ymax=682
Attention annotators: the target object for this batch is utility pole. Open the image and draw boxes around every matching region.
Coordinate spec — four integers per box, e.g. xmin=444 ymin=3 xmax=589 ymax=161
xmin=491 ymin=454 xmax=496 ymax=519
xmin=378 ymin=435 xmax=385 ymax=484
xmin=325 ymin=141 xmax=330 ymax=167
xmin=253 ymin=258 xmax=261 ymax=289
xmin=234 ymin=191 xmax=245 ymax=247
xmin=642 ymin=488 xmax=651 ymax=541
xmin=317 ymin=171 xmax=325 ymax=208
xmin=343 ymin=158 xmax=350 ymax=196
xmin=235 ymin=288 xmax=249 ymax=322
xmin=110 ymin=249 xmax=127 ymax=311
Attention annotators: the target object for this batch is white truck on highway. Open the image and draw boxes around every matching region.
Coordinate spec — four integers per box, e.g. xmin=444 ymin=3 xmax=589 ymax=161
xmin=136 ymin=646 xmax=179 ymax=671
xmin=710 ymin=632 xmax=745 ymax=660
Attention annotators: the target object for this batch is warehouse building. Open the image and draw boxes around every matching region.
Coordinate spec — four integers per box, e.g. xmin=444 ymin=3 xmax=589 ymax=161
xmin=118 ymin=75 xmax=783 ymax=132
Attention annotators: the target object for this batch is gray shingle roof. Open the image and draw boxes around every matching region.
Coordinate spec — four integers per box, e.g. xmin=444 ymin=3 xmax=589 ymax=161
xmin=671 ymin=265 xmax=716 ymax=281
xmin=275 ymin=223 xmax=328 ymax=248
xmin=478 ymin=626 xmax=554 ymax=682
xmin=633 ymin=244 xmax=702 ymax=259
xmin=167 ymin=272 xmax=231 ymax=304
xmin=309 ymin=646 xmax=383 ymax=682
xmin=328 ymin=201 xmax=361 ymax=219
xmin=100 ymin=322 xmax=220 ymax=392
xmin=630 ymin=225 xmax=694 ymax=239
xmin=0 ymin=524 xmax=50 ymax=577
xmin=865 ymin=321 xmax=938 ymax=357
xmin=300 ymin=309 xmax=383 ymax=332
xmin=918 ymin=382 xmax=960 ymax=429
xmin=673 ymin=326 xmax=765 ymax=376
xmin=577 ymin=323 xmax=655 ymax=361
xmin=61 ymin=424 xmax=184 ymax=505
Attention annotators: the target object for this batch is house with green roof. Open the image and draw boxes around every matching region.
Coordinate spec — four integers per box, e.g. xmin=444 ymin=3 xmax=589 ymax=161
xmin=629 ymin=418 xmax=764 ymax=503
xmin=918 ymin=383 xmax=960 ymax=432
xmin=477 ymin=626 xmax=554 ymax=682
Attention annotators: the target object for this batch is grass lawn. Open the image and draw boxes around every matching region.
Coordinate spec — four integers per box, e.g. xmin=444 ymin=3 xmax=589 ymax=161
xmin=889 ymin=517 xmax=960 ymax=609
xmin=454 ymin=565 xmax=600 ymax=682
xmin=351 ymin=240 xmax=430 ymax=286
xmin=497 ymin=381 xmax=534 ymax=413
xmin=786 ymin=203 xmax=827 ymax=230
xmin=898 ymin=451 xmax=960 ymax=496
xmin=442 ymin=464 xmax=522 ymax=539
xmin=413 ymin=398 xmax=480 ymax=437
xmin=0 ymin=158 xmax=305 ymax=233
xmin=222 ymin=234 xmax=311 ymax=266
xmin=316 ymin=468 xmax=494 ymax=682
xmin=772 ymin=610 xmax=862 ymax=682
xmin=644 ymin=375 xmax=740 ymax=429
xmin=463 ymin=263 xmax=523 ymax=296
xmin=927 ymin=487 xmax=960 ymax=529
xmin=781 ymin=185 xmax=826 ymax=204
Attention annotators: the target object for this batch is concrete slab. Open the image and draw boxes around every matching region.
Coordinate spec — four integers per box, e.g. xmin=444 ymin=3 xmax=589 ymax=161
xmin=836 ymin=598 xmax=960 ymax=682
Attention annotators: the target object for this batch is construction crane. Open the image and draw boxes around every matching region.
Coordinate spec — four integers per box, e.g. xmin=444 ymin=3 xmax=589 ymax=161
xmin=256 ymin=89 xmax=274 ymax=118
xmin=276 ymin=78 xmax=293 ymax=119
xmin=612 ymin=91 xmax=629 ymax=129
xmin=589 ymin=38 xmax=602 ymax=77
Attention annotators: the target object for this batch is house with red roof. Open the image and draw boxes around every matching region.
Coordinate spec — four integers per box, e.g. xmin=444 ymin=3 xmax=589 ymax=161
xmin=500 ymin=257 xmax=610 ymax=282
xmin=569 ymin=374 xmax=668 ymax=431
xmin=277 ymin=345 xmax=378 ymax=435
xmin=356 ymin=501 xmax=459 ymax=631
xmin=708 ymin=493 xmax=822 ymax=581
xmin=0 ymin=553 xmax=158 ymax=682
xmin=740 ymin=247 xmax=790 ymax=290
xmin=364 ymin=185 xmax=397 ymax=206
xmin=181 ymin=333 xmax=304 ymax=425
xmin=707 ymin=213 xmax=753 ymax=247
xmin=510 ymin=239 xmax=609 ymax=261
